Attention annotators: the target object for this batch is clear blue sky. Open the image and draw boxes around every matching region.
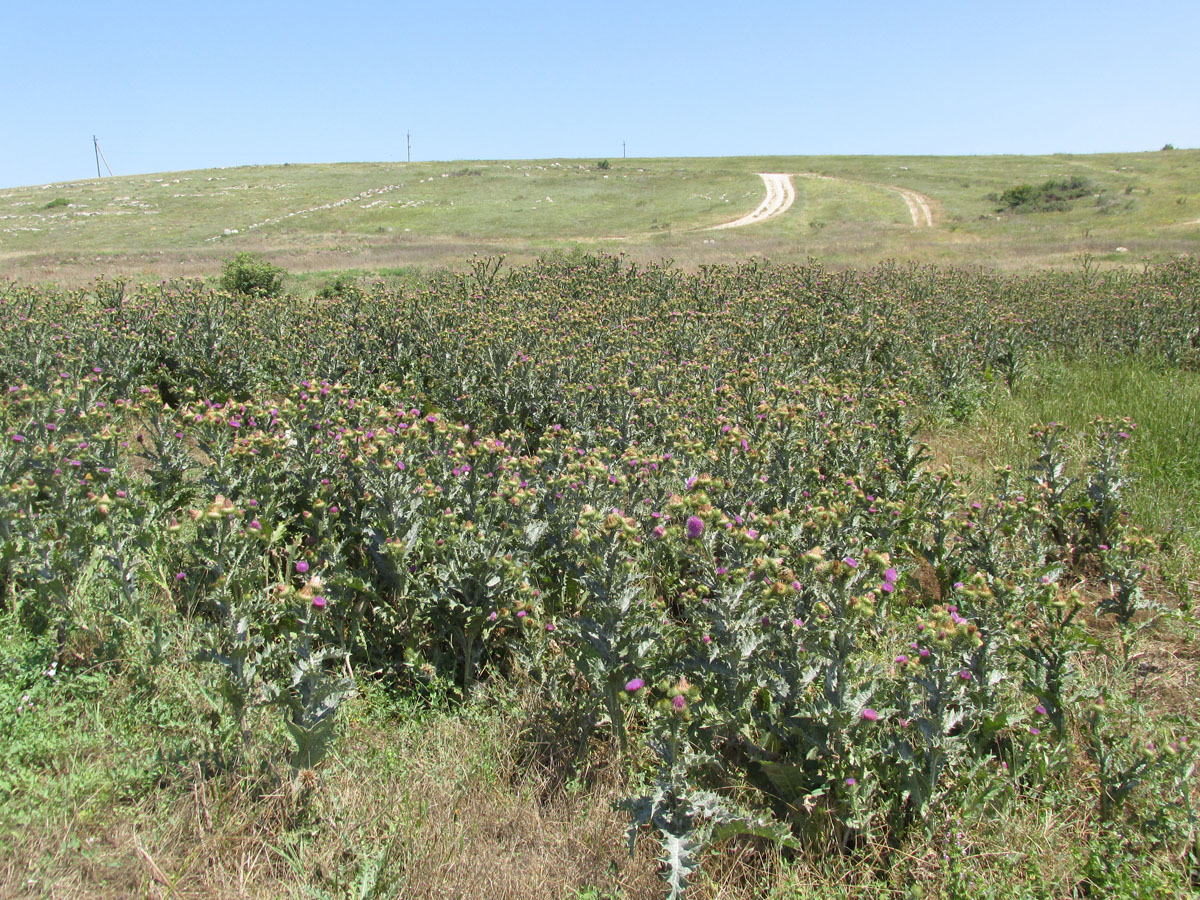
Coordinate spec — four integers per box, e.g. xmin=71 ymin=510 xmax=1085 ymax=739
xmin=4 ymin=0 xmax=1197 ymax=187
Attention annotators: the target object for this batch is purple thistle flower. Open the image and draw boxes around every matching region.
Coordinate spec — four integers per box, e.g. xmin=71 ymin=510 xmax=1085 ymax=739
xmin=884 ymin=567 xmax=899 ymax=583
xmin=861 ymin=708 xmax=879 ymax=721
xmin=296 ymin=560 xmax=310 ymax=573
xmin=672 ymin=694 xmax=687 ymax=710
xmin=312 ymin=595 xmax=327 ymax=609
xmin=625 ymin=678 xmax=645 ymax=692
xmin=1035 ymin=704 xmax=1047 ymax=715
xmin=685 ymin=515 xmax=704 ymax=539
xmin=844 ymin=777 xmax=857 ymax=786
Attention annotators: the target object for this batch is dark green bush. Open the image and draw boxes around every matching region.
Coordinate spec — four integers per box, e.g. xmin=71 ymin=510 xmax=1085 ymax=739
xmin=43 ymin=198 xmax=69 ymax=209
xmin=989 ymin=176 xmax=1094 ymax=213
xmin=219 ymin=253 xmax=286 ymax=298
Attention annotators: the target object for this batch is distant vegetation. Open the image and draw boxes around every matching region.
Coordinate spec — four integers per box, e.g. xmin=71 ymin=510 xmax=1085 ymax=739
xmin=3 ymin=150 xmax=1199 ymax=282
xmin=990 ymin=176 xmax=1095 ymax=213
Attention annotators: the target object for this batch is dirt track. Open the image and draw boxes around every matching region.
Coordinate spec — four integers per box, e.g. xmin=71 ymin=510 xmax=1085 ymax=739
xmin=709 ymin=174 xmax=796 ymax=229
xmin=893 ymin=186 xmax=934 ymax=227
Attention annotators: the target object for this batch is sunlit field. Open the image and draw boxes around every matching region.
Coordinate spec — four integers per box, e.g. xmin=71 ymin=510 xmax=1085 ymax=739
xmin=2 ymin=252 xmax=1198 ymax=898
xmin=3 ymin=149 xmax=1198 ymax=284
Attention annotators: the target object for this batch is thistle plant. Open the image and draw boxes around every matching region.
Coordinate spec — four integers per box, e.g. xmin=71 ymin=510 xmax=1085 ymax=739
xmin=1014 ymin=569 xmax=1082 ymax=741
xmin=1095 ymin=530 xmax=1161 ymax=669
xmin=624 ymin=678 xmax=792 ymax=900
xmin=891 ymin=603 xmax=987 ymax=831
xmin=557 ymin=506 xmax=658 ymax=754
xmin=1027 ymin=422 xmax=1077 ymax=552
xmin=281 ymin=604 xmax=355 ymax=774
xmin=4 ymin=255 xmax=1199 ymax=896
xmin=1077 ymin=417 xmax=1136 ymax=555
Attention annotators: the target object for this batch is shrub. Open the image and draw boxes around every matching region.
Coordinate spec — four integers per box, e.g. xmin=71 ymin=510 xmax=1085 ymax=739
xmin=596 ymin=160 xmax=611 ymax=170
xmin=43 ymin=198 xmax=69 ymax=209
xmin=219 ymin=252 xmax=286 ymax=298
xmin=989 ymin=177 xmax=1093 ymax=213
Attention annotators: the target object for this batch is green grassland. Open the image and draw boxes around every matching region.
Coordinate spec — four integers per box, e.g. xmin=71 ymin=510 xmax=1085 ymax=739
xmin=3 ymin=150 xmax=1198 ymax=284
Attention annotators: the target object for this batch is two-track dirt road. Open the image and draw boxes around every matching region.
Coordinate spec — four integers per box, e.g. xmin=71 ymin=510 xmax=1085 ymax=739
xmin=709 ymin=173 xmax=796 ymax=229
xmin=712 ymin=172 xmax=936 ymax=229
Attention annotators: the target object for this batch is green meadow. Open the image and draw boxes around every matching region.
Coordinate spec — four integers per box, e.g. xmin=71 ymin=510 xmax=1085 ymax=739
xmin=3 ymin=150 xmax=1198 ymax=284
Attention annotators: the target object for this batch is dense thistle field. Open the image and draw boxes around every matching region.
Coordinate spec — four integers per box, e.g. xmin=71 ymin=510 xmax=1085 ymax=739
xmin=2 ymin=254 xmax=1199 ymax=898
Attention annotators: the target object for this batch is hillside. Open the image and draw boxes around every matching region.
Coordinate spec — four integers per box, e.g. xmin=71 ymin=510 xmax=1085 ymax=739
xmin=2 ymin=151 xmax=1199 ymax=283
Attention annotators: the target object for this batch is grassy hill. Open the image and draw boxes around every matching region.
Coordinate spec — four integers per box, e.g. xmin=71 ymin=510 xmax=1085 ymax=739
xmin=2 ymin=150 xmax=1199 ymax=284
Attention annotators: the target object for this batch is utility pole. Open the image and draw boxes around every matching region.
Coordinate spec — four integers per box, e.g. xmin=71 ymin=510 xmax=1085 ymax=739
xmin=622 ymin=141 xmax=626 ymax=159
xmin=92 ymin=137 xmax=114 ymax=177
xmin=407 ymin=133 xmax=411 ymax=163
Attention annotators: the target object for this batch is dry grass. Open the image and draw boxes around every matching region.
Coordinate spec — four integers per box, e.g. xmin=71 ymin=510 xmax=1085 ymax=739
xmin=0 ymin=686 xmax=668 ymax=900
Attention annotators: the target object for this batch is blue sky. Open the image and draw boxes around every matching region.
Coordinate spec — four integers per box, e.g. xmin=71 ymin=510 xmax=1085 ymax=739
xmin=3 ymin=0 xmax=1197 ymax=187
